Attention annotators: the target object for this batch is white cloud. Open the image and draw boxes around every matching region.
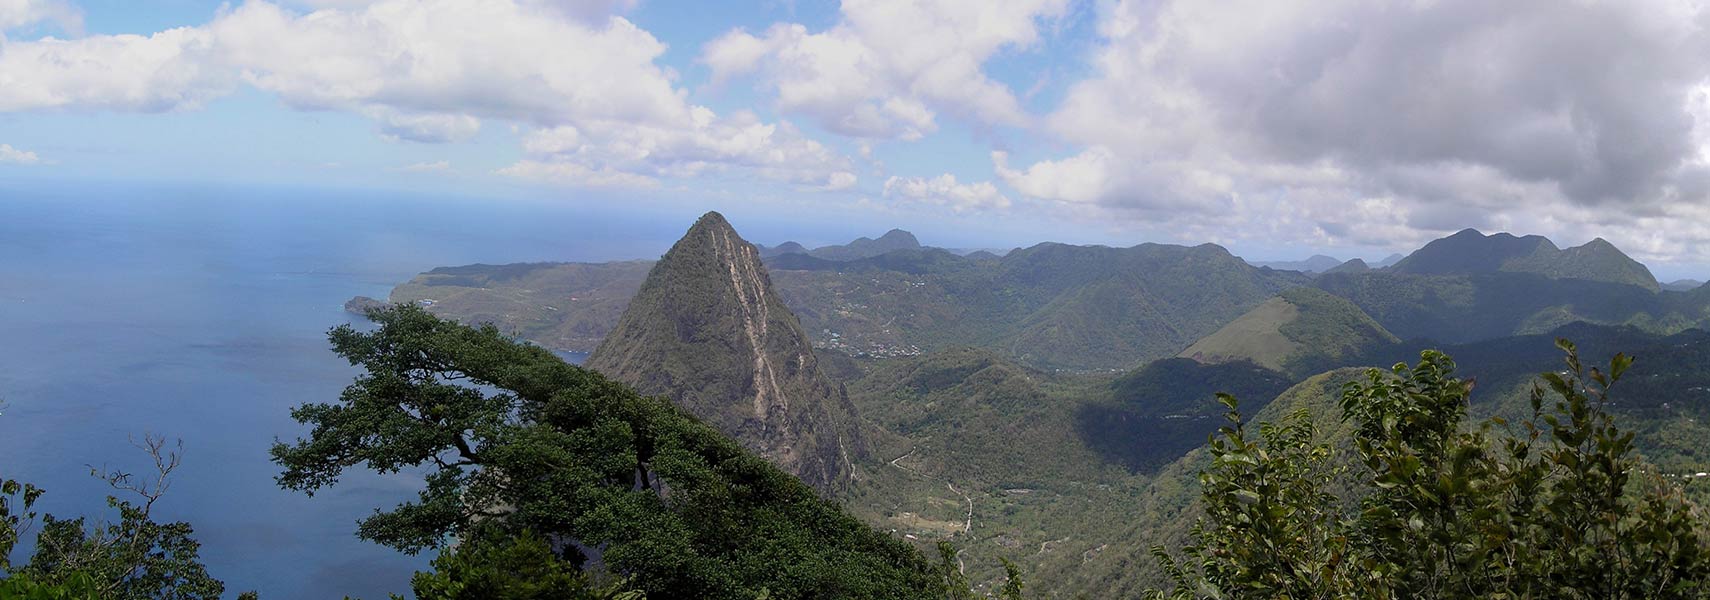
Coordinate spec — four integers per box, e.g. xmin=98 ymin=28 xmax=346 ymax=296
xmin=998 ymin=0 xmax=1710 ymax=260
xmin=367 ymin=108 xmax=481 ymax=143
xmin=701 ymin=0 xmax=1071 ymax=140
xmin=496 ymin=160 xmax=660 ymax=188
xmin=883 ymin=174 xmax=1010 ymax=212
xmin=0 ymin=0 xmax=81 ymax=33
xmin=0 ymin=143 xmax=39 ymax=164
xmin=0 ymin=0 xmax=856 ymax=191
xmin=822 ymin=171 xmax=858 ymax=191
xmin=394 ymin=160 xmax=449 ymax=173
xmin=993 ymin=148 xmax=1111 ymax=204
xmin=502 ymin=107 xmax=856 ymax=189
xmin=0 ymin=26 xmax=228 ymax=112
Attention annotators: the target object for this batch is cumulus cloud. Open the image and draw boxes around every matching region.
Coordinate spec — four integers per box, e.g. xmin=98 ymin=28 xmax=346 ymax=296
xmin=702 ymin=0 xmax=1070 ymax=140
xmin=883 ymin=174 xmax=1010 ymax=212
xmin=503 ymin=108 xmax=856 ymax=189
xmin=0 ymin=0 xmax=81 ymax=33
xmin=0 ymin=143 xmax=39 ymax=164
xmin=0 ymin=0 xmax=856 ymax=190
xmin=821 ymin=171 xmax=858 ymax=191
xmin=0 ymin=26 xmax=228 ymax=112
xmin=1004 ymin=0 xmax=1710 ymax=260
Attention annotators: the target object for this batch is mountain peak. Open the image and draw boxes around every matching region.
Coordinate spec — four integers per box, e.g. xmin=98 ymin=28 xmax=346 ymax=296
xmin=878 ymin=229 xmax=918 ymax=243
xmin=690 ymin=210 xmax=733 ymax=232
xmin=588 ymin=214 xmax=866 ymax=493
xmin=1393 ymin=229 xmax=1657 ymax=291
xmin=808 ymin=228 xmax=924 ymax=261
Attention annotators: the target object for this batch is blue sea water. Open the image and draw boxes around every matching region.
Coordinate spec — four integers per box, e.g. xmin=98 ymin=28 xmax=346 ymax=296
xmin=0 ymin=182 xmax=678 ymax=598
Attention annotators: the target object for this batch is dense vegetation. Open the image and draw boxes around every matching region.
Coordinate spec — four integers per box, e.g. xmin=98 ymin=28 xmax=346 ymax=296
xmin=841 ymin=347 xmax=1150 ymax=592
xmin=1152 ymin=342 xmax=1708 ymax=598
xmin=14 ymin=223 xmax=1710 ymax=597
xmin=1079 ymin=358 xmax=1294 ymax=473
xmin=1178 ymin=287 xmax=1398 ymax=377
xmin=1 ymin=436 xmax=236 ymax=599
xmin=272 ymin=304 xmax=952 ymax=599
xmin=1391 ymin=228 xmax=1660 ymax=291
xmin=367 ymin=225 xmax=1710 ymax=596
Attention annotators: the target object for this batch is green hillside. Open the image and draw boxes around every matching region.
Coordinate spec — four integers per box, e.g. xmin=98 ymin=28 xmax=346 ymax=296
xmin=1178 ymin=287 xmax=1399 ymax=376
xmin=840 ymin=347 xmax=1151 ymax=593
xmin=1061 ymin=368 xmax=1371 ymax=596
xmin=384 ymin=239 xmax=1308 ymax=370
xmin=1314 ymin=270 xmax=1710 ymax=343
xmin=1078 ymin=358 xmax=1294 ymax=473
xmin=388 ymin=260 xmax=651 ymax=352
xmin=1391 ymin=228 xmax=1660 ymax=291
xmin=774 ymin=241 xmax=1310 ymax=370
xmin=1065 ymin=326 xmax=1710 ymax=596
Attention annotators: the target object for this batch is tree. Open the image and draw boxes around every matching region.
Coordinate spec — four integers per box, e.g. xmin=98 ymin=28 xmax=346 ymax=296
xmin=274 ymin=304 xmax=944 ymax=599
xmin=2 ymin=435 xmax=229 ymax=600
xmin=1152 ymin=339 xmax=1710 ymax=599
xmin=405 ymin=529 xmax=639 ymax=600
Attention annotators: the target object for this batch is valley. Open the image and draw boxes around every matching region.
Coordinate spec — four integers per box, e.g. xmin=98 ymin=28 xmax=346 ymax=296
xmin=351 ymin=219 xmax=1710 ymax=596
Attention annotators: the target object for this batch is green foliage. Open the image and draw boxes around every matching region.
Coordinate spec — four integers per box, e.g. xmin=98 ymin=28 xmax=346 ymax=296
xmin=1151 ymin=341 xmax=1710 ymax=599
xmin=1150 ymin=395 xmax=1353 ymax=598
xmin=0 ymin=479 xmax=44 ymax=571
xmin=2 ymin=437 xmax=227 ymax=600
xmin=24 ymin=499 xmax=223 ymax=600
xmin=407 ymin=530 xmax=639 ymax=600
xmin=934 ymin=543 xmax=1025 ymax=600
xmin=275 ymin=304 xmax=942 ymax=600
xmin=0 ymin=572 xmax=99 ymax=600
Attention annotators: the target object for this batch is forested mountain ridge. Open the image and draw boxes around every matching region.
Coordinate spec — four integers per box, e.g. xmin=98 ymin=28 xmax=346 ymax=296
xmin=368 ymin=227 xmax=1697 ymax=372
xmin=758 ymin=228 xmax=925 ymax=261
xmin=1070 ymin=324 xmax=1710 ymax=595
xmin=586 ymin=212 xmax=865 ymax=493
xmin=1390 ymin=228 xmax=1661 ymax=291
xmin=1313 ymin=269 xmax=1710 ymax=344
xmin=324 ymin=220 xmax=1710 ymax=597
xmin=377 ymin=236 xmax=1307 ymax=370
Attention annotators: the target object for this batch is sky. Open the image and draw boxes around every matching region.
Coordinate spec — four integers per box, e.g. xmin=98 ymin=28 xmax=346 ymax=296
xmin=4 ymin=0 xmax=1710 ymax=279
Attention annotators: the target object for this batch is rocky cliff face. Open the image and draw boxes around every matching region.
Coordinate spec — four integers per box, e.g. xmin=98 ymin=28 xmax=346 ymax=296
xmin=586 ymin=212 xmax=865 ymax=493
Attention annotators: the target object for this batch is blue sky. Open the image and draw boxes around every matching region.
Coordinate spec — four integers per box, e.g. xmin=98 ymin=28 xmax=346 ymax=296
xmin=4 ymin=0 xmax=1710 ymax=278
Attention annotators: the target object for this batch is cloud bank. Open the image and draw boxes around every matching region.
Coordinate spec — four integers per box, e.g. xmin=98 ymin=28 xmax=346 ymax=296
xmin=0 ymin=0 xmax=854 ymax=189
xmin=1000 ymin=0 xmax=1710 ymax=256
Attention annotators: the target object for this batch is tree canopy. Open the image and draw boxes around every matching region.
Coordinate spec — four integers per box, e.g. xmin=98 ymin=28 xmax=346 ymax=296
xmin=1152 ymin=340 xmax=1710 ymax=599
xmin=272 ymin=304 xmax=945 ymax=599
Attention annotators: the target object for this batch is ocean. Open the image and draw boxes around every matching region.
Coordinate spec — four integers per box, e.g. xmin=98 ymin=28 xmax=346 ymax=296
xmin=0 ymin=182 xmax=677 ymax=598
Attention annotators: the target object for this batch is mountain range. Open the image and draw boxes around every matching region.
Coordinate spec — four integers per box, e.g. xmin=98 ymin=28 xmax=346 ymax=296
xmin=758 ymin=228 xmax=925 ymax=261
xmin=351 ymin=219 xmax=1710 ymax=596
xmin=1248 ymin=252 xmax=1404 ymax=273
